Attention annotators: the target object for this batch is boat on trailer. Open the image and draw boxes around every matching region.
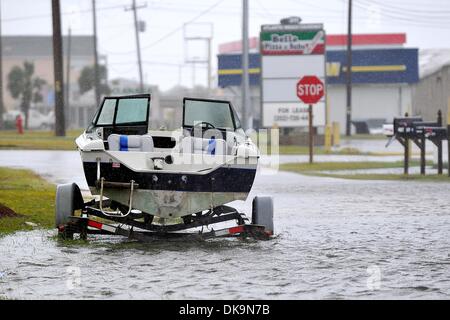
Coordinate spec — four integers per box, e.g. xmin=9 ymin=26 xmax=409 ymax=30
xmin=55 ymin=94 xmax=274 ymax=241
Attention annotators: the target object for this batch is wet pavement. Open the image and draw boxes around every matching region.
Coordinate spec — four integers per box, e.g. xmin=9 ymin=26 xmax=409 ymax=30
xmin=0 ymin=150 xmax=418 ymax=191
xmin=0 ymin=151 xmax=449 ymax=299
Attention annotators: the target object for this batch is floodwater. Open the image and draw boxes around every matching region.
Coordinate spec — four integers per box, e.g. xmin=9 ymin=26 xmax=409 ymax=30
xmin=0 ymin=151 xmax=450 ymax=299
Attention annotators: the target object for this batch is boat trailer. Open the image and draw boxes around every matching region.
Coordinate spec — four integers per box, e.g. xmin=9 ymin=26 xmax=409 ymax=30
xmin=56 ymin=193 xmax=274 ymax=242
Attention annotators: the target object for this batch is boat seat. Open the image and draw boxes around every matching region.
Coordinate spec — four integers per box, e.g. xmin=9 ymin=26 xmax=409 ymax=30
xmin=108 ymin=134 xmax=154 ymax=152
xmin=225 ymin=132 xmax=239 ymax=154
xmin=181 ymin=137 xmax=227 ymax=155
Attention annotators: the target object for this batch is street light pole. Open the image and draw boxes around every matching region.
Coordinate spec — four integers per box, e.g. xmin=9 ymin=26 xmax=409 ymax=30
xmin=0 ymin=3 xmax=5 ymax=129
xmin=346 ymin=0 xmax=353 ymax=137
xmin=242 ymin=0 xmax=250 ymax=130
xmin=92 ymin=0 xmax=101 ymax=107
xmin=131 ymin=0 xmax=144 ymax=93
xmin=66 ymin=27 xmax=72 ymax=112
xmin=51 ymin=0 xmax=66 ymax=137
xmin=448 ymin=98 xmax=450 ymax=177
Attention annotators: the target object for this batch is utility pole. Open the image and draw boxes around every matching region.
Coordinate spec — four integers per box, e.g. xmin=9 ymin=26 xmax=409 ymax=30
xmin=66 ymin=28 xmax=72 ymax=112
xmin=242 ymin=0 xmax=250 ymax=130
xmin=192 ymin=62 xmax=196 ymax=87
xmin=126 ymin=0 xmax=146 ymax=93
xmin=448 ymin=98 xmax=450 ymax=177
xmin=92 ymin=0 xmax=101 ymax=107
xmin=346 ymin=0 xmax=353 ymax=137
xmin=0 ymin=3 xmax=4 ymax=129
xmin=52 ymin=0 xmax=66 ymax=137
xmin=183 ymin=22 xmax=213 ymax=90
xmin=207 ymin=37 xmax=212 ymax=90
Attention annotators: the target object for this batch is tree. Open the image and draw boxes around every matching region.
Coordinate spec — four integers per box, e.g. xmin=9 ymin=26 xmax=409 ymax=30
xmin=7 ymin=61 xmax=46 ymax=129
xmin=78 ymin=65 xmax=110 ymax=97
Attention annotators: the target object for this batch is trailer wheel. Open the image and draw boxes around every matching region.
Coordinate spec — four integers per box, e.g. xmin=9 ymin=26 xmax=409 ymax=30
xmin=252 ymin=197 xmax=274 ymax=236
xmin=55 ymin=183 xmax=84 ymax=228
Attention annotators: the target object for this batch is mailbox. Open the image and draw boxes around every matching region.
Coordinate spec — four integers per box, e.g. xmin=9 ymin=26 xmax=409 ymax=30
xmin=412 ymin=122 xmax=441 ymax=138
xmin=388 ymin=113 xmax=447 ymax=176
xmin=393 ymin=117 xmax=423 ymax=138
xmin=421 ymin=127 xmax=448 ymax=140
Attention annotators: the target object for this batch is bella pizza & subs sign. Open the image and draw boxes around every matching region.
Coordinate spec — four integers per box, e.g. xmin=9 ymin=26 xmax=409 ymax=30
xmin=261 ymin=30 xmax=325 ymax=55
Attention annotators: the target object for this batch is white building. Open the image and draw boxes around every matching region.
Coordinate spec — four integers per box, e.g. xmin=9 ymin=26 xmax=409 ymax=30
xmin=217 ymin=33 xmax=419 ymax=134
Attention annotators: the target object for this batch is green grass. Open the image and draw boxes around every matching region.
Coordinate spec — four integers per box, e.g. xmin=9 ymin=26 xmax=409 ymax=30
xmin=280 ymin=161 xmax=450 ymax=182
xmin=278 ymin=146 xmax=369 ymax=156
xmin=0 ymin=167 xmax=56 ymax=236
xmin=277 ymin=145 xmax=426 ymax=157
xmin=280 ymin=161 xmax=422 ymax=172
xmin=341 ymin=134 xmax=387 ymax=141
xmin=313 ymin=173 xmax=450 ymax=182
xmin=0 ymin=130 xmax=82 ymax=150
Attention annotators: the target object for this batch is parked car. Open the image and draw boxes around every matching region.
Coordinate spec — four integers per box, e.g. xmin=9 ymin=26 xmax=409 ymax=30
xmin=2 ymin=109 xmax=55 ymax=130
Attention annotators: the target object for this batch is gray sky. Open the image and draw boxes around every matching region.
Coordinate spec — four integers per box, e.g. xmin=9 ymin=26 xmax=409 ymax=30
xmin=2 ymin=0 xmax=450 ymax=90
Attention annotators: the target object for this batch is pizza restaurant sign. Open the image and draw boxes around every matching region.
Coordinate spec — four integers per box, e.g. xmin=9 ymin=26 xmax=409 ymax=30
xmin=261 ymin=30 xmax=325 ymax=55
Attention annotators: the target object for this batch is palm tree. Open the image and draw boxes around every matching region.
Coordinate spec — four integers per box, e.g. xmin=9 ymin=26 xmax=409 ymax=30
xmin=7 ymin=61 xmax=46 ymax=129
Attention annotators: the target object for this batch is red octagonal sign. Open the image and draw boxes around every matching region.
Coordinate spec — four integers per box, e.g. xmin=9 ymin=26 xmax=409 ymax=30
xmin=297 ymin=76 xmax=325 ymax=105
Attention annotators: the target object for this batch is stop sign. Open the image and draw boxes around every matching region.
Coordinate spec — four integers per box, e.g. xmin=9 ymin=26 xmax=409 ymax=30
xmin=296 ymin=76 xmax=325 ymax=105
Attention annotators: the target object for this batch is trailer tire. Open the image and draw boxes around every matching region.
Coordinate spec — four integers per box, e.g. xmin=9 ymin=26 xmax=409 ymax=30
xmin=55 ymin=183 xmax=84 ymax=228
xmin=252 ymin=197 xmax=274 ymax=236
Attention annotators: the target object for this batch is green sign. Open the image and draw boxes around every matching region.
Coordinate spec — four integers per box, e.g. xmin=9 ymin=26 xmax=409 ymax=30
xmin=261 ymin=30 xmax=325 ymax=56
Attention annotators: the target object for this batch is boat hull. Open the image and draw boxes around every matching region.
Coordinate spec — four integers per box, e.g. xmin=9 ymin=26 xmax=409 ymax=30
xmin=82 ymin=155 xmax=257 ymax=218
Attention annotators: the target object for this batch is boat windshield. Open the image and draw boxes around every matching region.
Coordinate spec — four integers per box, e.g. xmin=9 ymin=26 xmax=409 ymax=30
xmin=184 ymin=99 xmax=239 ymax=130
xmin=94 ymin=96 xmax=150 ymax=126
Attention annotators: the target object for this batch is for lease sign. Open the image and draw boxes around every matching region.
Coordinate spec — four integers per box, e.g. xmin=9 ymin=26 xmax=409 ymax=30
xmin=263 ymin=102 xmax=326 ymax=128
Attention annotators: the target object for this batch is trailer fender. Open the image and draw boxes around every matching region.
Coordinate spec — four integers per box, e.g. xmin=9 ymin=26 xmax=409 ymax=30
xmin=55 ymin=183 xmax=84 ymax=228
xmin=252 ymin=197 xmax=274 ymax=236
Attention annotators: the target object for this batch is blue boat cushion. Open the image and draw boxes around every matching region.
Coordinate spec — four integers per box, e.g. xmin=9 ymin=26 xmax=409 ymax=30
xmin=119 ymin=135 xmax=128 ymax=151
xmin=207 ymin=137 xmax=216 ymax=155
xmin=108 ymin=134 xmax=154 ymax=152
xmin=181 ymin=137 xmax=226 ymax=155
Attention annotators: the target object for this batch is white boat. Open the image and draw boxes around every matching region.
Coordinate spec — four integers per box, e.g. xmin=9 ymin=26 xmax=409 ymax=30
xmin=55 ymin=94 xmax=274 ymax=240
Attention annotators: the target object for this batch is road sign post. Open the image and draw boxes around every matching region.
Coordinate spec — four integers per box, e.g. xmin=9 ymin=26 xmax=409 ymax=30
xmin=297 ymin=76 xmax=325 ymax=164
xmin=309 ymin=105 xmax=314 ymax=164
xmin=437 ymin=110 xmax=443 ymax=175
xmin=448 ymin=98 xmax=450 ymax=177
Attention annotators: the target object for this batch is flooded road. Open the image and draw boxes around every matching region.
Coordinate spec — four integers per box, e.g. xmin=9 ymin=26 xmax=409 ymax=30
xmin=1 ymin=151 xmax=450 ymax=299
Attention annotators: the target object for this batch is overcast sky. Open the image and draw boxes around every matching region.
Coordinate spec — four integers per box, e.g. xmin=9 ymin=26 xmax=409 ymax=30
xmin=2 ymin=0 xmax=450 ymax=90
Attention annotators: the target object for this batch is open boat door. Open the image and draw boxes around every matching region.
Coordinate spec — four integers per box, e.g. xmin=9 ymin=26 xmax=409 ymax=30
xmin=182 ymin=98 xmax=243 ymax=138
xmin=86 ymin=94 xmax=151 ymax=144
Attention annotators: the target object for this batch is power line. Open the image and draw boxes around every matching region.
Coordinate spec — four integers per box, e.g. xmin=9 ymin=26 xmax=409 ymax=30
xmin=254 ymin=0 xmax=276 ymax=20
xmin=138 ymin=0 xmax=224 ymax=52
xmin=109 ymin=60 xmax=208 ymax=69
xmin=350 ymin=0 xmax=450 ymax=29
xmin=355 ymin=0 xmax=450 ymax=23
xmin=358 ymin=0 xmax=450 ymax=15
xmin=104 ymin=0 xmax=225 ymax=56
xmin=2 ymin=3 xmax=128 ymax=23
